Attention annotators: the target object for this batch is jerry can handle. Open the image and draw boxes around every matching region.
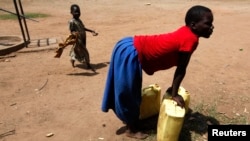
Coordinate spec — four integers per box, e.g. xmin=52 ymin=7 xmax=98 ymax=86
xmin=142 ymin=84 xmax=159 ymax=92
xmin=142 ymin=86 xmax=153 ymax=92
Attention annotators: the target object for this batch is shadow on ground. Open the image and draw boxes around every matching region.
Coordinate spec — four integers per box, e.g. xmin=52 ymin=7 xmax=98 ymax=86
xmin=179 ymin=109 xmax=220 ymax=141
xmin=0 ymin=130 xmax=15 ymax=139
xmin=121 ymin=109 xmax=220 ymax=141
xmin=67 ymin=62 xmax=109 ymax=76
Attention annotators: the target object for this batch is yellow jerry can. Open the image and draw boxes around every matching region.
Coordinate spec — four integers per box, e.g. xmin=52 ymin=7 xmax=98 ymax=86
xmin=157 ymin=86 xmax=190 ymax=141
xmin=157 ymin=99 xmax=185 ymax=141
xmin=139 ymin=84 xmax=161 ymax=120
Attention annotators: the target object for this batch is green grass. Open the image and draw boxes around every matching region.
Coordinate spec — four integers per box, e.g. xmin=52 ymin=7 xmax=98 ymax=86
xmin=0 ymin=12 xmax=49 ymax=20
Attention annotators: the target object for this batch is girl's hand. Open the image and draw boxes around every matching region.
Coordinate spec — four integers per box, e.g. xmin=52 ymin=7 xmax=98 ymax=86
xmin=172 ymin=94 xmax=185 ymax=108
xmin=72 ymin=32 xmax=79 ymax=36
xmin=92 ymin=31 xmax=98 ymax=36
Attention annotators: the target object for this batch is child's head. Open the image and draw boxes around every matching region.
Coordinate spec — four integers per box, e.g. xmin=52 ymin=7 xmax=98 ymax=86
xmin=70 ymin=4 xmax=81 ymax=19
xmin=185 ymin=5 xmax=214 ymax=38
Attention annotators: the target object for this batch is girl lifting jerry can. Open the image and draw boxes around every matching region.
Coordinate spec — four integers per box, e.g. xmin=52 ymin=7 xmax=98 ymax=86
xmin=157 ymin=86 xmax=190 ymax=141
xmin=162 ymin=86 xmax=190 ymax=113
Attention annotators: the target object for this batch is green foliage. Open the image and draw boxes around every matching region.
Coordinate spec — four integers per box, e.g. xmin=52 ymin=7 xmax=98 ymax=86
xmin=0 ymin=13 xmax=49 ymax=20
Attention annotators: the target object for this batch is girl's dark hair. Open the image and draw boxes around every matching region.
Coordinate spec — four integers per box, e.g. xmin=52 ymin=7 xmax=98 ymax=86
xmin=70 ymin=4 xmax=80 ymax=13
xmin=185 ymin=5 xmax=212 ymax=25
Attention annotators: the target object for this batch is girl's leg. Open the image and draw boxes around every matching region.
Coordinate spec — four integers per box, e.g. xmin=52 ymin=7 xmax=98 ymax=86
xmin=86 ymin=62 xmax=96 ymax=73
xmin=70 ymin=59 xmax=75 ymax=67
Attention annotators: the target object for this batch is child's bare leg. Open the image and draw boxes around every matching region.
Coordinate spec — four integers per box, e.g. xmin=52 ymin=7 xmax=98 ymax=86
xmin=87 ymin=63 xmax=96 ymax=73
xmin=70 ymin=59 xmax=75 ymax=68
xmin=125 ymin=124 xmax=148 ymax=139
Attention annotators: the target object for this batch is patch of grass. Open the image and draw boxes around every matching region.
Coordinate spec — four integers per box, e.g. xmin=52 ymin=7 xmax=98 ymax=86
xmin=0 ymin=13 xmax=49 ymax=20
xmin=141 ymin=101 xmax=248 ymax=141
xmin=193 ymin=102 xmax=248 ymax=124
xmin=180 ymin=102 xmax=249 ymax=141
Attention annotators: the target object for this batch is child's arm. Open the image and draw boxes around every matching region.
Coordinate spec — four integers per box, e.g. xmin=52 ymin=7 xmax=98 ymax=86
xmin=84 ymin=27 xmax=98 ymax=36
xmin=169 ymin=52 xmax=192 ymax=108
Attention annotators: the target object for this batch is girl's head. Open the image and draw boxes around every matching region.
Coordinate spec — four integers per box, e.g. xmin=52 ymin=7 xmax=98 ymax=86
xmin=185 ymin=5 xmax=214 ymax=38
xmin=70 ymin=4 xmax=81 ymax=19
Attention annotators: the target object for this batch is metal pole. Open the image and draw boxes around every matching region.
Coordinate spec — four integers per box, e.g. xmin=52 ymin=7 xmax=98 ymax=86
xmin=13 ymin=0 xmax=28 ymax=47
xmin=18 ymin=0 xmax=30 ymax=43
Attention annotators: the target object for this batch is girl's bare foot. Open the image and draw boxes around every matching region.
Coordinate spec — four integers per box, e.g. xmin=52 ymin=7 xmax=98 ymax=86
xmin=125 ymin=129 xmax=149 ymax=139
xmin=125 ymin=124 xmax=149 ymax=139
xmin=87 ymin=63 xmax=96 ymax=73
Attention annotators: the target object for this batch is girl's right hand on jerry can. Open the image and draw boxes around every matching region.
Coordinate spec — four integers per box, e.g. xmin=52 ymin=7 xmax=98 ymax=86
xmin=172 ymin=94 xmax=185 ymax=108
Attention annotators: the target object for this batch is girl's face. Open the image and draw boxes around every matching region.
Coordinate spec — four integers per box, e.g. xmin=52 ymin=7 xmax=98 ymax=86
xmin=192 ymin=12 xmax=214 ymax=38
xmin=71 ymin=6 xmax=81 ymax=19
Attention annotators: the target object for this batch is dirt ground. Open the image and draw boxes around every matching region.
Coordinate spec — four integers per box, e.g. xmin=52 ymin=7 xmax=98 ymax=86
xmin=0 ymin=0 xmax=250 ymax=141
